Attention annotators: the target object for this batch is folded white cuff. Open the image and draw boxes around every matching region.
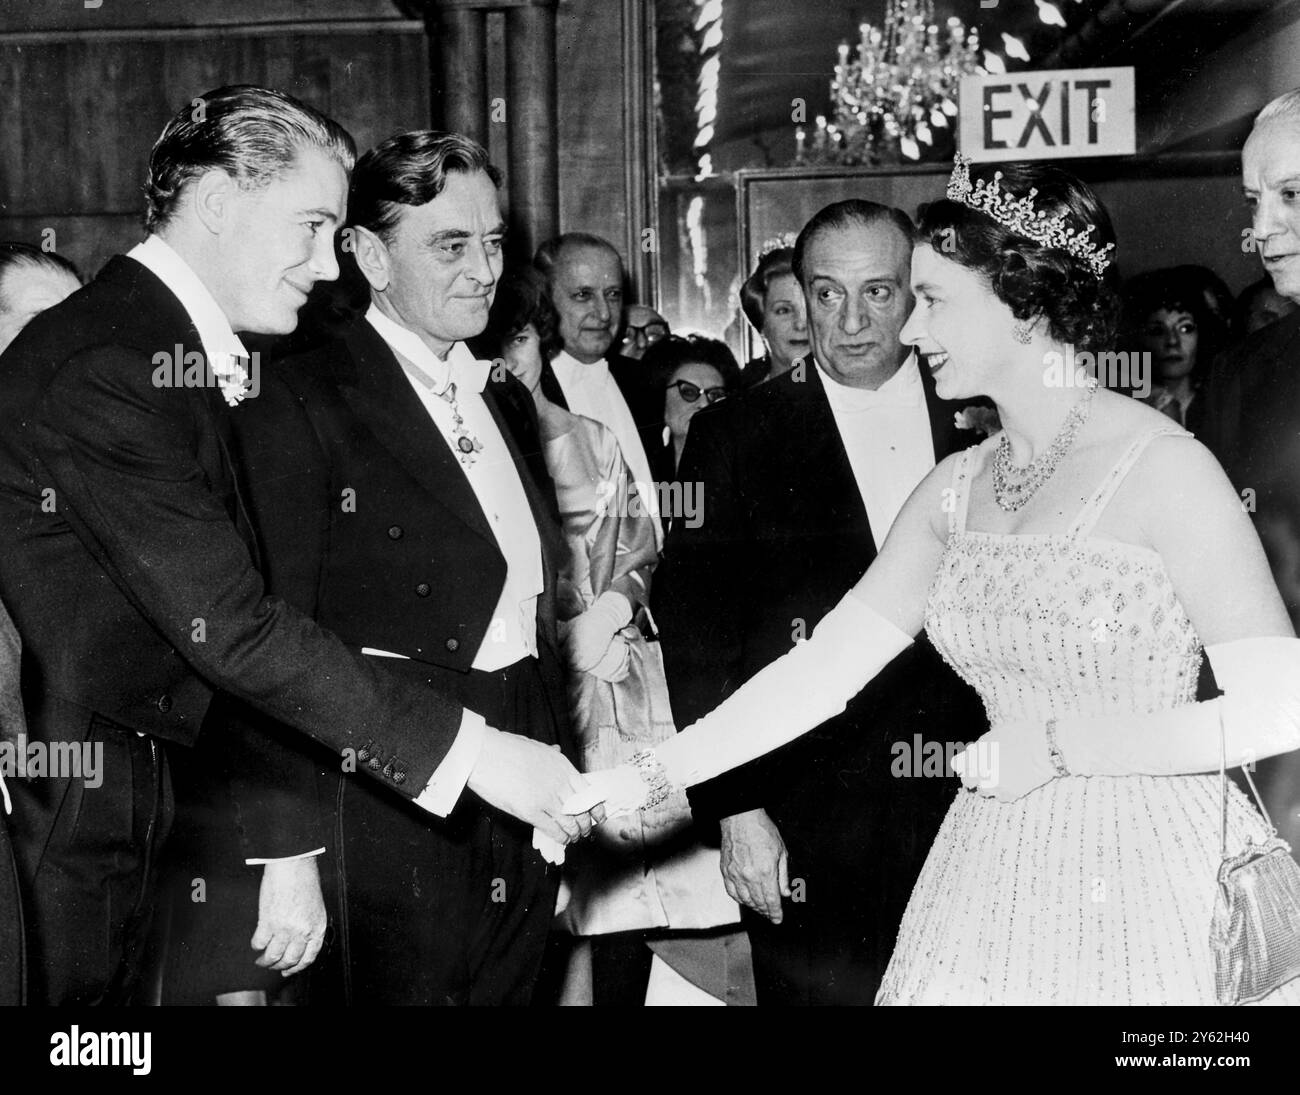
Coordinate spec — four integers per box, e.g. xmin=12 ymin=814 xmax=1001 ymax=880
xmin=245 ymin=848 xmax=327 ymax=866
xmin=414 ymin=709 xmax=488 ymax=816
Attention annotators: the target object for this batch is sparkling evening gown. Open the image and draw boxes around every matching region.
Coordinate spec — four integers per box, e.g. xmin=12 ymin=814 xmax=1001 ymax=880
xmin=876 ymin=426 xmax=1300 ymax=1005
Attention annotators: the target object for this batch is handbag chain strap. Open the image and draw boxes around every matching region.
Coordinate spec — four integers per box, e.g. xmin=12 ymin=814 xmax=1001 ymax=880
xmin=1220 ymin=695 xmax=1279 ymax=861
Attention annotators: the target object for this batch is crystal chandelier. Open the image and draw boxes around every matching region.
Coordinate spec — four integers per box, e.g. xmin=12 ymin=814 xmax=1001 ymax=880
xmin=796 ymin=0 xmax=984 ymax=167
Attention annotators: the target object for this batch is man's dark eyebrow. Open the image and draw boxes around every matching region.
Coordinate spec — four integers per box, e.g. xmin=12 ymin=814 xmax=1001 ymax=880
xmin=298 ymin=207 xmax=339 ymax=222
xmin=808 ymin=273 xmax=898 ymax=284
xmin=425 ymin=225 xmax=510 ymax=245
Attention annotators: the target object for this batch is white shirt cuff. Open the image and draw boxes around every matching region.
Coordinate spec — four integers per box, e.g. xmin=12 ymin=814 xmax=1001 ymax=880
xmin=414 ymin=708 xmax=488 ymax=816
xmin=245 ymin=848 xmax=326 ymax=866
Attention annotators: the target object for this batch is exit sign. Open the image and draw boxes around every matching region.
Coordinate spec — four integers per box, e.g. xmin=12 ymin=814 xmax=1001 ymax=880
xmin=958 ymin=67 xmax=1135 ymax=162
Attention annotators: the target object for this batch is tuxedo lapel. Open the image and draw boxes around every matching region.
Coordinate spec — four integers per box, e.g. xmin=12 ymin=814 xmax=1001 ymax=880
xmin=95 ymin=258 xmax=267 ymax=567
xmin=337 ymin=321 xmax=497 ymax=549
xmin=538 ymin=359 xmax=570 ymax=411
xmin=784 ymin=364 xmax=874 ymax=544
xmin=1247 ymin=311 xmax=1300 ymax=406
xmin=203 ymin=388 xmax=263 ymax=569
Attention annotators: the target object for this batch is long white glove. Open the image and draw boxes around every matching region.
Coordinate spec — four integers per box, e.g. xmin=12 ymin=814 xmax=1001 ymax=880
xmin=1063 ymin=637 xmax=1300 ymax=774
xmin=564 ymin=589 xmax=914 ymax=816
xmin=952 ymin=636 xmax=1300 ymax=801
xmin=563 ymin=591 xmax=633 ymax=679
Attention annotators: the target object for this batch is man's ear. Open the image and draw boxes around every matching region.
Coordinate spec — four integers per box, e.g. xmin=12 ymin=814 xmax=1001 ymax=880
xmin=351 ymin=226 xmax=392 ymax=292
xmin=191 ymin=168 xmax=238 ymax=236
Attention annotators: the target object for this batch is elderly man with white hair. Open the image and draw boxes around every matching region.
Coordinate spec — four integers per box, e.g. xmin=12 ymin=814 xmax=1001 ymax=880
xmin=1202 ymin=85 xmax=1300 ymax=857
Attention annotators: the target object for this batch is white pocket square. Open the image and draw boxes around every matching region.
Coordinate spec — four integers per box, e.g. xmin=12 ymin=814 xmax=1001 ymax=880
xmin=361 ymin=647 xmax=411 ymax=659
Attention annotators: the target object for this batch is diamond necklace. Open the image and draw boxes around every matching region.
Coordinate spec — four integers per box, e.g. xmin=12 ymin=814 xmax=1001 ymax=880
xmin=992 ymin=378 xmax=1098 ymax=513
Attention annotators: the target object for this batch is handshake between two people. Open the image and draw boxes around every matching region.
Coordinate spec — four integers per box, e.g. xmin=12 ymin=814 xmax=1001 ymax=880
xmin=464 ymin=728 xmax=653 ymax=849
xmin=466 ymin=727 xmax=607 ymax=847
xmin=463 ymin=589 xmax=654 ymax=851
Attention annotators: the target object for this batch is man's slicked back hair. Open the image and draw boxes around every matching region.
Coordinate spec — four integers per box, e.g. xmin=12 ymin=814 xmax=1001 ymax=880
xmin=144 ymin=84 xmax=356 ymax=233
xmin=347 ymin=130 xmax=502 ymax=243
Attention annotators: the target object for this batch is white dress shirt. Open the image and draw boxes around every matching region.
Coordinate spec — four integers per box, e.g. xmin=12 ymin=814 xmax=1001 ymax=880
xmin=365 ymin=305 xmax=548 ymax=817
xmin=127 ymin=235 xmax=249 ymax=369
xmin=814 ymin=353 xmax=936 ymax=552
xmin=550 ymin=349 xmax=663 ymax=548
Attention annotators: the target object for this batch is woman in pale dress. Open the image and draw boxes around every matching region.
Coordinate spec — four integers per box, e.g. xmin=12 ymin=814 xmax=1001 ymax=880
xmin=574 ymin=158 xmax=1300 ymax=1004
xmin=473 ymin=270 xmax=751 ymax=1006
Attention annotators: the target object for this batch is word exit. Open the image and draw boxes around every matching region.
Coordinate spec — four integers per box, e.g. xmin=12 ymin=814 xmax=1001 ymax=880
xmin=959 ymin=66 xmax=1135 ymax=163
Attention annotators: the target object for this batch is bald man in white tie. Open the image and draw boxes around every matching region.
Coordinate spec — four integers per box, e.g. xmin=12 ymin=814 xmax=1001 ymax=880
xmin=534 ymin=234 xmax=668 ymax=543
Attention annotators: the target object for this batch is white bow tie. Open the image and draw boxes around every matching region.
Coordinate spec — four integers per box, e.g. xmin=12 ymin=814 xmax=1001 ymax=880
xmin=400 ymin=354 xmax=492 ymax=399
xmin=365 ymin=304 xmax=491 ymax=397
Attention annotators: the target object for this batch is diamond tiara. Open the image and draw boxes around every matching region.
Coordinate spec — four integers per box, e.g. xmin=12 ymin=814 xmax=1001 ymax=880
xmin=945 ymin=153 xmax=1115 ymax=279
xmin=757 ymin=231 xmax=799 ymax=261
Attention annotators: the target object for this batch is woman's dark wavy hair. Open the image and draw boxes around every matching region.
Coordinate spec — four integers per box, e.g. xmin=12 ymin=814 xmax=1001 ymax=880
xmin=468 ymin=265 xmax=562 ymax=363
xmin=1121 ymin=266 xmax=1231 ymax=388
xmin=643 ymin=334 xmax=742 ymax=400
xmin=916 ymin=162 xmax=1120 ymax=353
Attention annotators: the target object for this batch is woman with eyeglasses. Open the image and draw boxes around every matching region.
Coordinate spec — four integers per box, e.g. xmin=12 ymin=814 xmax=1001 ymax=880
xmin=644 ymin=334 xmax=742 ymax=476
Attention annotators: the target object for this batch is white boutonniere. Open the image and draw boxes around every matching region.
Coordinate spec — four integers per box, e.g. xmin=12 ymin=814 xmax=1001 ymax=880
xmin=954 ymin=404 xmax=1000 ymax=437
xmin=210 ymin=353 xmax=252 ymax=408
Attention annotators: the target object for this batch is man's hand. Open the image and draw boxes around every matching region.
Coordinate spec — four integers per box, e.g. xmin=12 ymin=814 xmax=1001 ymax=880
xmin=251 ymin=857 xmax=327 ymax=976
xmin=720 ymin=808 xmax=790 ymax=924
xmin=468 ymin=729 xmax=603 ymax=845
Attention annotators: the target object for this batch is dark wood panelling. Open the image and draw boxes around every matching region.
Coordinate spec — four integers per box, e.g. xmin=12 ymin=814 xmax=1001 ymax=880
xmin=0 ymin=214 xmax=142 ymax=280
xmin=0 ymin=0 xmax=407 ymax=34
xmin=0 ymin=25 xmax=429 ymax=273
xmin=0 ymin=0 xmax=642 ymax=293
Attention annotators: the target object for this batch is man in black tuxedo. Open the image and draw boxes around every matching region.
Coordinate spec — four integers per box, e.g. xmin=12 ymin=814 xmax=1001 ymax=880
xmin=653 ymin=200 xmax=985 ymax=1005
xmin=0 ymin=88 xmax=592 ymax=1006
xmin=1201 ymin=87 xmax=1300 ymax=854
xmin=184 ymin=131 xmax=578 ymax=1005
xmin=534 ymin=234 xmax=669 ymax=508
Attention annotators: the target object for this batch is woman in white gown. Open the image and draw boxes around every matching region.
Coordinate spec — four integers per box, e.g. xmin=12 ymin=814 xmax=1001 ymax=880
xmin=573 ymin=157 xmax=1300 ymax=1005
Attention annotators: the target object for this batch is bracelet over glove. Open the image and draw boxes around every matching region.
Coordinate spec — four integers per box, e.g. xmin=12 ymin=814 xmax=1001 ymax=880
xmin=563 ymin=589 xmax=915 ymax=817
